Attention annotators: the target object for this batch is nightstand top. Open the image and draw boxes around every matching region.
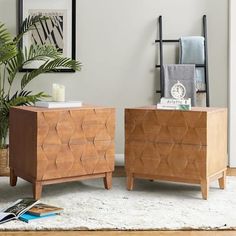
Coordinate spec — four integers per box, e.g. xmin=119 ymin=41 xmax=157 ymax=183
xmin=11 ymin=105 xmax=115 ymax=113
xmin=125 ymin=105 xmax=227 ymax=113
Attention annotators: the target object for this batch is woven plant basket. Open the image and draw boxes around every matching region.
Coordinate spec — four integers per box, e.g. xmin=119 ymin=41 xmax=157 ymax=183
xmin=0 ymin=146 xmax=10 ymax=176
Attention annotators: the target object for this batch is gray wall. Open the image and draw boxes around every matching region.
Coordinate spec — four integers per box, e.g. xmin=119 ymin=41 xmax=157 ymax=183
xmin=0 ymin=0 xmax=228 ymax=154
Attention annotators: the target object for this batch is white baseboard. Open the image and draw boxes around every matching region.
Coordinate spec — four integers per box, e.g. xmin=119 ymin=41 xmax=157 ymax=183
xmin=229 ymin=160 xmax=236 ymax=168
xmin=115 ymin=154 xmax=124 ymax=166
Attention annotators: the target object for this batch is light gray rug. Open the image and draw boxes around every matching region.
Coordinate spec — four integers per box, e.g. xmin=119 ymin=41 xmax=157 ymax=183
xmin=0 ymin=176 xmax=236 ymax=230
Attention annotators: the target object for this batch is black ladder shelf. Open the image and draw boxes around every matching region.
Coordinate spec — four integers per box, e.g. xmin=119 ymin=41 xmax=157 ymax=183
xmin=155 ymin=15 xmax=210 ymax=107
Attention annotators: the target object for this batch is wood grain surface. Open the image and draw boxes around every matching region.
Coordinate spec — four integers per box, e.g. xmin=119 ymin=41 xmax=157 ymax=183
xmin=125 ymin=107 xmax=228 ymax=199
xmin=9 ymin=106 xmax=115 ymax=199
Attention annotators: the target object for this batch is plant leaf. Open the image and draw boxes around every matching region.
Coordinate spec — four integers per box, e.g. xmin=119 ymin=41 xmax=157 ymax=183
xmin=6 ymin=51 xmax=24 ymax=85
xmin=0 ymin=22 xmax=12 ymax=45
xmin=14 ymin=15 xmax=49 ymax=43
xmin=21 ymin=58 xmax=82 ymax=89
xmin=23 ymin=44 xmax=61 ymax=64
xmin=0 ymin=23 xmax=17 ymax=63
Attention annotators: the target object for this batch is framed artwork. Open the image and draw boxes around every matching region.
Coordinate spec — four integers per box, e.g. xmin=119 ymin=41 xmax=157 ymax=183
xmin=18 ymin=0 xmax=76 ymax=72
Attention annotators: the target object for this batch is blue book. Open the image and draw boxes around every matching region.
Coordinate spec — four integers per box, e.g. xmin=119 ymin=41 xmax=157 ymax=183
xmin=19 ymin=212 xmax=56 ymax=223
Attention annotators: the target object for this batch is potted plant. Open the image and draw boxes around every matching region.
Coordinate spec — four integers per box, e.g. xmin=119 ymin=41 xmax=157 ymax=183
xmin=0 ymin=16 xmax=81 ymax=176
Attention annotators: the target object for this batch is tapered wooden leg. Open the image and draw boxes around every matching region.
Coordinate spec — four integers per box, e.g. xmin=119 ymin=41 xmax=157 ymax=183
xmin=33 ymin=182 xmax=42 ymax=200
xmin=10 ymin=168 xmax=17 ymax=186
xmin=201 ymin=179 xmax=209 ymax=200
xmin=103 ymin=172 xmax=112 ymax=190
xmin=127 ymin=173 xmax=134 ymax=191
xmin=218 ymin=170 xmax=226 ymax=189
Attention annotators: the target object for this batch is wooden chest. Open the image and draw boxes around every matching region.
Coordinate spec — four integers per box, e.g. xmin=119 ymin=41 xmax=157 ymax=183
xmin=125 ymin=106 xmax=227 ymax=199
xmin=9 ymin=105 xmax=115 ymax=199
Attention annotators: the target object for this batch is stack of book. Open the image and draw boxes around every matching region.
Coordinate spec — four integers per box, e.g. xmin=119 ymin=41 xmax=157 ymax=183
xmin=19 ymin=203 xmax=63 ymax=223
xmin=35 ymin=101 xmax=82 ymax=108
xmin=0 ymin=199 xmax=63 ymax=224
xmin=157 ymin=97 xmax=191 ymax=110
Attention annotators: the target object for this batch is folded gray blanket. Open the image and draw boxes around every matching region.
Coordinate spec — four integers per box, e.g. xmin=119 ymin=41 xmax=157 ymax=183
xmin=179 ymin=36 xmax=205 ymax=90
xmin=163 ymin=64 xmax=196 ymax=106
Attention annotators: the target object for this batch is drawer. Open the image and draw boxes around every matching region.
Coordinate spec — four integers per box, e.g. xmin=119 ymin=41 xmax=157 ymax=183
xmin=37 ymin=109 xmax=115 ymax=146
xmin=125 ymin=109 xmax=206 ymax=145
xmin=37 ymin=141 xmax=115 ymax=180
xmin=125 ymin=141 xmax=206 ymax=180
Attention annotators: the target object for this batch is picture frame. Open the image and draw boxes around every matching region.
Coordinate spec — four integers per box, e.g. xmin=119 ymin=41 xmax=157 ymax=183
xmin=18 ymin=0 xmax=76 ymax=72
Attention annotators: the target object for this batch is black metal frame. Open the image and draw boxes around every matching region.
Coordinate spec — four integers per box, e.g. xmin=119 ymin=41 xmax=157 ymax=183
xmin=18 ymin=0 xmax=76 ymax=73
xmin=155 ymin=15 xmax=210 ymax=107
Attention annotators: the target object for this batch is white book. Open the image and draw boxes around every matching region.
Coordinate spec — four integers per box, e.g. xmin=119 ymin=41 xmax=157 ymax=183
xmin=35 ymin=101 xmax=82 ymax=108
xmin=157 ymin=103 xmax=191 ymax=111
xmin=157 ymin=104 xmax=179 ymax=110
xmin=160 ymin=97 xmax=191 ymax=106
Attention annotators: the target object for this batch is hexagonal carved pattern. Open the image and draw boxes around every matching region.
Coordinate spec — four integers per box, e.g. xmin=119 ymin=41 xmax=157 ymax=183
xmin=37 ymin=108 xmax=115 ymax=180
xmin=125 ymin=142 xmax=206 ymax=179
xmin=125 ymin=108 xmax=224 ymax=181
xmin=125 ymin=106 xmax=228 ymax=200
xmin=125 ymin=109 xmax=207 ymax=145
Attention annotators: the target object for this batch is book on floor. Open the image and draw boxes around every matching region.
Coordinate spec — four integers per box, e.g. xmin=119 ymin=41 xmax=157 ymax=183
xmin=27 ymin=203 xmax=63 ymax=216
xmin=19 ymin=212 xmax=57 ymax=223
xmin=34 ymin=101 xmax=82 ymax=108
xmin=0 ymin=198 xmax=38 ymax=224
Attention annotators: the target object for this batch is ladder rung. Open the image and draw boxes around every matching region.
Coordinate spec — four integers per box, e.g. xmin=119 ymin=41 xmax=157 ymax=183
xmin=156 ymin=90 xmax=206 ymax=94
xmin=155 ymin=39 xmax=179 ymax=43
xmin=196 ymin=64 xmax=206 ymax=68
xmin=155 ymin=64 xmax=206 ymax=68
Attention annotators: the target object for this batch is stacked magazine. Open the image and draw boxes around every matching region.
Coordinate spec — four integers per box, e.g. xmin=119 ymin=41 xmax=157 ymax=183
xmin=0 ymin=199 xmax=63 ymax=224
xmin=157 ymin=97 xmax=191 ymax=110
xmin=0 ymin=198 xmax=38 ymax=224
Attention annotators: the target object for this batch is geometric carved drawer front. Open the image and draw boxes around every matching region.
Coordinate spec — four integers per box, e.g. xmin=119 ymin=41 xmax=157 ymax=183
xmin=9 ymin=105 xmax=115 ymax=199
xmin=37 ymin=109 xmax=115 ymax=180
xmin=125 ymin=142 xmax=206 ymax=180
xmin=125 ymin=106 xmax=228 ymax=199
xmin=125 ymin=109 xmax=207 ymax=145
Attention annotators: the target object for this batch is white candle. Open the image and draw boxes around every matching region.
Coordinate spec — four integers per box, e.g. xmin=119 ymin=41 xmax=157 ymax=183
xmin=52 ymin=83 xmax=65 ymax=102
xmin=57 ymin=84 xmax=65 ymax=102
xmin=52 ymin=84 xmax=58 ymax=101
